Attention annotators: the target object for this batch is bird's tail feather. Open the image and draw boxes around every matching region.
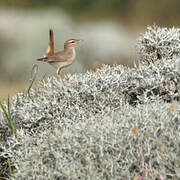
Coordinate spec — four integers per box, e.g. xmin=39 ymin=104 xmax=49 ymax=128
xmin=37 ymin=29 xmax=54 ymax=61
xmin=47 ymin=29 xmax=54 ymax=56
xmin=37 ymin=57 xmax=48 ymax=61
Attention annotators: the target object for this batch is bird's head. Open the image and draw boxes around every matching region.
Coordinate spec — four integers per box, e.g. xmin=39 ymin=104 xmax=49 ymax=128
xmin=64 ymin=39 xmax=81 ymax=48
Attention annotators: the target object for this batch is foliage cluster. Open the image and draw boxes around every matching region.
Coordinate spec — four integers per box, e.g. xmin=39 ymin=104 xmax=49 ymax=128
xmin=0 ymin=26 xmax=179 ymax=179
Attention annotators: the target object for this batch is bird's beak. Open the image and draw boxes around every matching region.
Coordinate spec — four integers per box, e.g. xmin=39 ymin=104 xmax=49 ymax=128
xmin=77 ymin=39 xmax=82 ymax=43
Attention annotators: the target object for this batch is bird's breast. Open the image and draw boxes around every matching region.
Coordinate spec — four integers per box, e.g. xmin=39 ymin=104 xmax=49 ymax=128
xmin=66 ymin=47 xmax=76 ymax=61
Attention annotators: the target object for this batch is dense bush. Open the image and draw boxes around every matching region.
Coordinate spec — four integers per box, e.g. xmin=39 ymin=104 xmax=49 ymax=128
xmin=0 ymin=26 xmax=179 ymax=179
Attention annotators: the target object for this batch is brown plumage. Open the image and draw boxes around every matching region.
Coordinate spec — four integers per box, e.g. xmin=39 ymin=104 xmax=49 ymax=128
xmin=48 ymin=29 xmax=54 ymax=56
xmin=37 ymin=29 xmax=80 ymax=82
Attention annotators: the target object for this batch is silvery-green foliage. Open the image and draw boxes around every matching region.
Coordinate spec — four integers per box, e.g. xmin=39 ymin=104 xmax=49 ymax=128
xmin=10 ymin=102 xmax=180 ymax=179
xmin=0 ymin=26 xmax=180 ymax=179
xmin=137 ymin=25 xmax=180 ymax=64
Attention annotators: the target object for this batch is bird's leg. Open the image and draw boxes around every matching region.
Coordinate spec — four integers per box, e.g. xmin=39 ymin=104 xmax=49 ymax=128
xmin=56 ymin=68 xmax=63 ymax=82
xmin=59 ymin=75 xmax=63 ymax=82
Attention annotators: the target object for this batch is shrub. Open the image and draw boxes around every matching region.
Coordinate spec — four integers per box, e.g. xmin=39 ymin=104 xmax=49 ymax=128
xmin=0 ymin=25 xmax=179 ymax=179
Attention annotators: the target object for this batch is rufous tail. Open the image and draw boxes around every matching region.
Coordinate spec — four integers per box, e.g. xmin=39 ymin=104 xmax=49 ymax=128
xmin=47 ymin=29 xmax=54 ymax=56
xmin=37 ymin=29 xmax=54 ymax=61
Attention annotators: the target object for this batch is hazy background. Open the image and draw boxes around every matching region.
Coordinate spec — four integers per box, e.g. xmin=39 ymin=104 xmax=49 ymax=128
xmin=1 ymin=0 xmax=180 ymax=99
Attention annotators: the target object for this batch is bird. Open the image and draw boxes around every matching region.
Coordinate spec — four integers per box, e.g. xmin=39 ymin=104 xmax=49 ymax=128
xmin=37 ymin=29 xmax=81 ymax=82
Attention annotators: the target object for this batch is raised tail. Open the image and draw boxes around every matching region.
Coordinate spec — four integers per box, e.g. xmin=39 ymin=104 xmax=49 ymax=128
xmin=47 ymin=29 xmax=54 ymax=56
xmin=37 ymin=29 xmax=54 ymax=62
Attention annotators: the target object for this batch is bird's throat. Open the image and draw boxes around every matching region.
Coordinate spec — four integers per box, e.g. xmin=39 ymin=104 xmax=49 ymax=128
xmin=64 ymin=47 xmax=76 ymax=59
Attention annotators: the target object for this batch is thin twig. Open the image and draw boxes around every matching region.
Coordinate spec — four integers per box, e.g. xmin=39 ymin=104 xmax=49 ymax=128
xmin=26 ymin=64 xmax=38 ymax=97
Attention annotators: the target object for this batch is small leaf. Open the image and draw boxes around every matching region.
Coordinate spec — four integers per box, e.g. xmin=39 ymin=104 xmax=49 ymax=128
xmin=8 ymin=158 xmax=13 ymax=177
xmin=0 ymin=98 xmax=17 ymax=138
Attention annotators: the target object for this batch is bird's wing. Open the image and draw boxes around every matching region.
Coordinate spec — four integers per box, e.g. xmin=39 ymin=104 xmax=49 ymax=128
xmin=46 ymin=29 xmax=54 ymax=56
xmin=47 ymin=55 xmax=67 ymax=63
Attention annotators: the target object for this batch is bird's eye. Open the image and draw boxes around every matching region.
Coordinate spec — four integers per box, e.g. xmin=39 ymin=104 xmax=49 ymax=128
xmin=71 ymin=40 xmax=75 ymax=43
